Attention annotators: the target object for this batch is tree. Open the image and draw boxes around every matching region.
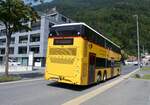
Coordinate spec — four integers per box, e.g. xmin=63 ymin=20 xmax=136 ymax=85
xmin=35 ymin=0 xmax=150 ymax=54
xmin=0 ymin=0 xmax=39 ymax=77
xmin=25 ymin=0 xmax=44 ymax=5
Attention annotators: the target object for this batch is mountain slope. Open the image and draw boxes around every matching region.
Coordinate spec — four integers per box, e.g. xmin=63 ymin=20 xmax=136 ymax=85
xmin=35 ymin=0 xmax=150 ymax=55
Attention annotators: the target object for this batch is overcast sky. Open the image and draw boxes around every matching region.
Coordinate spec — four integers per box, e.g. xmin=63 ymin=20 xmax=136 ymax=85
xmin=24 ymin=0 xmax=53 ymax=5
xmin=44 ymin=0 xmax=53 ymax=2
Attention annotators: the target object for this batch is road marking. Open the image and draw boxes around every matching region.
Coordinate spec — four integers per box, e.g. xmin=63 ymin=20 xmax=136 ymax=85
xmin=62 ymin=68 xmax=139 ymax=105
xmin=0 ymin=78 xmax=43 ymax=85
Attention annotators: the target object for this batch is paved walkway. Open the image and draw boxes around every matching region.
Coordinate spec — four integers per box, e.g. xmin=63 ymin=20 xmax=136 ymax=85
xmin=82 ymin=66 xmax=150 ymax=105
xmin=0 ymin=68 xmax=44 ymax=79
xmin=137 ymin=66 xmax=150 ymax=76
xmin=82 ymin=78 xmax=150 ymax=105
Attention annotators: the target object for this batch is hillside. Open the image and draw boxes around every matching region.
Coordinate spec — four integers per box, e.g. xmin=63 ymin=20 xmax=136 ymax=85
xmin=34 ymin=0 xmax=150 ymax=55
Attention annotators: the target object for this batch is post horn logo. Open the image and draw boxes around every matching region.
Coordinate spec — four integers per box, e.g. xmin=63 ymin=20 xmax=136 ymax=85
xmin=89 ymin=44 xmax=93 ymax=49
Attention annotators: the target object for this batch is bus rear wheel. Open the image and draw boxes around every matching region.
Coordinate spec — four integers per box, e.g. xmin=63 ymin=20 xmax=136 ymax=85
xmin=117 ymin=69 xmax=121 ymax=76
xmin=103 ymin=72 xmax=107 ymax=82
xmin=96 ymin=72 xmax=101 ymax=83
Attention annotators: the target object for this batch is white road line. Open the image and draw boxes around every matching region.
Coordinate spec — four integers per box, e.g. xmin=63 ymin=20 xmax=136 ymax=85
xmin=62 ymin=68 xmax=139 ymax=105
xmin=0 ymin=78 xmax=43 ymax=85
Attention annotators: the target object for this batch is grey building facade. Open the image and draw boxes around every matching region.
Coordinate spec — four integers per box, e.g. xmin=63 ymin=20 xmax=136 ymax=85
xmin=0 ymin=11 xmax=74 ymax=66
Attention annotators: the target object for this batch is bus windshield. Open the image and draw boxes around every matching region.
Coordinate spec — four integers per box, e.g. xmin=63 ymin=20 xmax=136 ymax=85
xmin=49 ymin=25 xmax=81 ymax=37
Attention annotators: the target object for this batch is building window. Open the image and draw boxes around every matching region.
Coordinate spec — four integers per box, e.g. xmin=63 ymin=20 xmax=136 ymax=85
xmin=61 ymin=16 xmax=67 ymax=22
xmin=18 ymin=46 xmax=27 ymax=54
xmin=9 ymin=47 xmax=14 ymax=54
xmin=51 ymin=14 xmax=57 ymax=18
xmin=68 ymin=20 xmax=71 ymax=23
xmin=0 ymin=29 xmax=6 ymax=36
xmin=10 ymin=37 xmax=15 ymax=44
xmin=20 ymin=25 xmax=29 ymax=33
xmin=30 ymin=33 xmax=40 ymax=42
xmin=21 ymin=19 xmax=29 ymax=24
xmin=50 ymin=14 xmax=57 ymax=21
xmin=0 ymin=38 xmax=6 ymax=45
xmin=31 ymin=21 xmax=41 ymax=31
xmin=0 ymin=48 xmax=5 ymax=54
xmin=0 ymin=57 xmax=3 ymax=64
xmin=19 ymin=35 xmax=28 ymax=44
xmin=29 ymin=45 xmax=40 ymax=54
xmin=49 ymin=22 xmax=54 ymax=28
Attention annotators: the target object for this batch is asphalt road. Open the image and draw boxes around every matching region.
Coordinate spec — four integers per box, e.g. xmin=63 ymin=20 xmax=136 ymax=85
xmin=82 ymin=78 xmax=150 ymax=105
xmin=0 ymin=65 xmax=141 ymax=105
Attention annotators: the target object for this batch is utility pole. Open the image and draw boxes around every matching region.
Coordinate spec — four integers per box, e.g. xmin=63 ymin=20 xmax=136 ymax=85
xmin=133 ymin=15 xmax=140 ymax=69
xmin=143 ymin=45 xmax=145 ymax=55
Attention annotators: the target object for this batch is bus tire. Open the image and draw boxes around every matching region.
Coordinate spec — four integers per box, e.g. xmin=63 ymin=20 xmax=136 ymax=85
xmin=117 ymin=69 xmax=120 ymax=76
xmin=103 ymin=72 xmax=107 ymax=82
xmin=96 ymin=72 xmax=101 ymax=83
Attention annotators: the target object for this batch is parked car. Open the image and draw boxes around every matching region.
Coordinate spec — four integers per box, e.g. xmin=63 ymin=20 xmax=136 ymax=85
xmin=125 ymin=60 xmax=134 ymax=65
xmin=133 ymin=61 xmax=138 ymax=66
xmin=125 ymin=60 xmax=139 ymax=66
xmin=9 ymin=59 xmax=21 ymax=66
xmin=132 ymin=61 xmax=143 ymax=67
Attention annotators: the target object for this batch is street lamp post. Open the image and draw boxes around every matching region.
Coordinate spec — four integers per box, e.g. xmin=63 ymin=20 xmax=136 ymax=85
xmin=134 ymin=15 xmax=140 ymax=69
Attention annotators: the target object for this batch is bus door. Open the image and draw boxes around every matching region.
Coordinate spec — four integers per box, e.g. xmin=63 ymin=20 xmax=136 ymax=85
xmin=88 ymin=53 xmax=96 ymax=84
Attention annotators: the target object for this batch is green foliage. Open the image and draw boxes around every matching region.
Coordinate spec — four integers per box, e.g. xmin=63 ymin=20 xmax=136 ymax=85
xmin=134 ymin=74 xmax=141 ymax=78
xmin=133 ymin=74 xmax=150 ymax=80
xmin=0 ymin=75 xmax=21 ymax=82
xmin=0 ymin=0 xmax=39 ymax=76
xmin=0 ymin=0 xmax=39 ymax=34
xmin=141 ymin=67 xmax=150 ymax=71
xmin=142 ymin=74 xmax=150 ymax=80
xmin=34 ymin=0 xmax=150 ymax=55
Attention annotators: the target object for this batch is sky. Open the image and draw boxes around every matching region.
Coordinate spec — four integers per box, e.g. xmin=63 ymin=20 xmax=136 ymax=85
xmin=24 ymin=0 xmax=53 ymax=5
xmin=44 ymin=0 xmax=53 ymax=2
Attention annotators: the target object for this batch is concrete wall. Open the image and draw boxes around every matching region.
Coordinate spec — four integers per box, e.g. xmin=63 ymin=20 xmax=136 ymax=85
xmin=0 ymin=65 xmax=32 ymax=73
xmin=0 ymin=12 xmax=74 ymax=67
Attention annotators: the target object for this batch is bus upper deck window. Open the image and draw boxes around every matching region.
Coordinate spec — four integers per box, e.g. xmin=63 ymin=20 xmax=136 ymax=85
xmin=77 ymin=32 xmax=80 ymax=35
xmin=49 ymin=30 xmax=57 ymax=37
xmin=49 ymin=33 xmax=52 ymax=36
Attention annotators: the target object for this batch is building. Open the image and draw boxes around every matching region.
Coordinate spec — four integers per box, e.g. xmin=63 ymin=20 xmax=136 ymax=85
xmin=142 ymin=53 xmax=150 ymax=66
xmin=0 ymin=10 xmax=74 ymax=67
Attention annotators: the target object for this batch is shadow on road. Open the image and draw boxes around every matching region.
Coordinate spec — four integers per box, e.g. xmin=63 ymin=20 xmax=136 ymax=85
xmin=47 ymin=82 xmax=99 ymax=91
xmin=46 ymin=65 xmax=136 ymax=91
xmin=13 ymin=73 xmax=44 ymax=78
xmin=46 ymin=75 xmax=121 ymax=91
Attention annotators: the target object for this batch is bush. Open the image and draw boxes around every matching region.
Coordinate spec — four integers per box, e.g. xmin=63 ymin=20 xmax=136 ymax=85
xmin=0 ymin=75 xmax=21 ymax=83
xmin=142 ymin=74 xmax=150 ymax=80
xmin=141 ymin=67 xmax=150 ymax=71
xmin=134 ymin=74 xmax=141 ymax=78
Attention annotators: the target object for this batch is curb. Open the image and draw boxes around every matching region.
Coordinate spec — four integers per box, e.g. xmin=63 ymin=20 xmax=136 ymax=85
xmin=0 ymin=77 xmax=43 ymax=85
xmin=62 ymin=68 xmax=140 ymax=105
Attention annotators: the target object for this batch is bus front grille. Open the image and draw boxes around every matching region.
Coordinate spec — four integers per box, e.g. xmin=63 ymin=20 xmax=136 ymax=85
xmin=49 ymin=48 xmax=77 ymax=56
xmin=50 ymin=57 xmax=75 ymax=64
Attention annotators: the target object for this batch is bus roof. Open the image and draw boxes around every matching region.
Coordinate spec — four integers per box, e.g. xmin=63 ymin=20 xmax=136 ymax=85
xmin=52 ymin=22 xmax=121 ymax=49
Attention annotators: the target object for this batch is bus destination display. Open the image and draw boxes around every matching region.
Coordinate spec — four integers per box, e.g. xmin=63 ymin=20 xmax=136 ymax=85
xmin=54 ymin=38 xmax=73 ymax=45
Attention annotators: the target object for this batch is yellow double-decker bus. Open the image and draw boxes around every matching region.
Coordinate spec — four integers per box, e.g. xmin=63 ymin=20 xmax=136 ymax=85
xmin=45 ymin=23 xmax=121 ymax=85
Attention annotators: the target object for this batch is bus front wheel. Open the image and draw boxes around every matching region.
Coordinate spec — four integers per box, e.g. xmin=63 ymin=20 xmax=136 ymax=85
xmin=96 ymin=72 xmax=101 ymax=83
xmin=103 ymin=72 xmax=107 ymax=82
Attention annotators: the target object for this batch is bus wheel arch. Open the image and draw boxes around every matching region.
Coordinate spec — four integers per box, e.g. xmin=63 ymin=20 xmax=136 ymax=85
xmin=117 ymin=68 xmax=120 ymax=76
xmin=103 ymin=71 xmax=107 ymax=82
xmin=96 ymin=71 xmax=101 ymax=83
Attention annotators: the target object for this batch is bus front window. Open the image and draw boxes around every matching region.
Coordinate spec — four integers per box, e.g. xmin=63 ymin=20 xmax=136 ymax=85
xmin=49 ymin=26 xmax=81 ymax=37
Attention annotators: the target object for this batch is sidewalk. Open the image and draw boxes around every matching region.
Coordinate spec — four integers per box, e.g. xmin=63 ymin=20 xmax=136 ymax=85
xmin=0 ymin=67 xmax=44 ymax=79
xmin=82 ymin=78 xmax=150 ymax=105
xmin=82 ymin=67 xmax=150 ymax=105
xmin=135 ymin=66 xmax=150 ymax=78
